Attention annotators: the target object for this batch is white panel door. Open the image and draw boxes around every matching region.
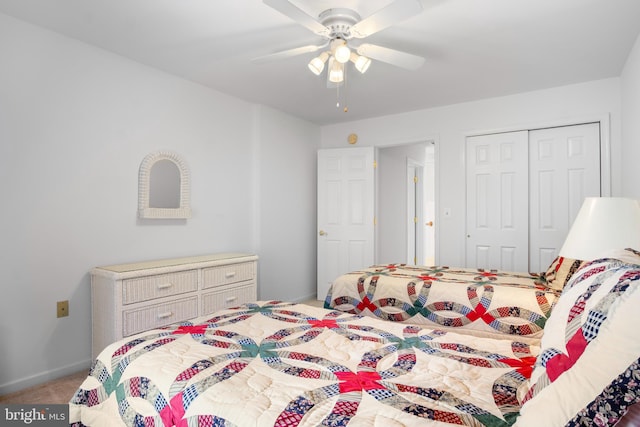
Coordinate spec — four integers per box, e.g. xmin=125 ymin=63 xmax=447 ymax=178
xmin=466 ymin=131 xmax=529 ymax=271
xmin=317 ymin=147 xmax=375 ymax=300
xmin=529 ymin=123 xmax=601 ymax=271
xmin=424 ymin=143 xmax=436 ymax=265
xmin=407 ymin=162 xmax=421 ymax=265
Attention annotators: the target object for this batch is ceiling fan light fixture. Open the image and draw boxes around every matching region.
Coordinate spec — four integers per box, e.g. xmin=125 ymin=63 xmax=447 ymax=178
xmin=351 ymin=52 xmax=371 ymax=73
xmin=328 ymin=57 xmax=344 ymax=83
xmin=334 ymin=45 xmax=351 ymax=63
xmin=259 ymin=1 xmax=427 ymax=104
xmin=308 ymin=52 xmax=330 ymax=75
xmin=331 ymin=38 xmax=351 ymax=64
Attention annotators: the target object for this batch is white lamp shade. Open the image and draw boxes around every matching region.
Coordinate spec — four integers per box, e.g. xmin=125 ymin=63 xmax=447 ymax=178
xmin=559 ymin=197 xmax=640 ymax=260
xmin=308 ymin=58 xmax=324 ymax=75
xmin=334 ymin=44 xmax=351 ymax=64
xmin=351 ymin=53 xmax=371 ymax=73
xmin=328 ymin=57 xmax=344 ymax=83
xmin=308 ymin=52 xmax=329 ymax=76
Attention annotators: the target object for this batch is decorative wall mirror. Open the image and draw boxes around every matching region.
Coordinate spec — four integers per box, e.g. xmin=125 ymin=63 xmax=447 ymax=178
xmin=138 ymin=151 xmax=191 ymax=219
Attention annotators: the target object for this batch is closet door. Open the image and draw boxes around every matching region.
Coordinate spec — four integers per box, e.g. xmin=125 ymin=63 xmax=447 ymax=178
xmin=466 ymin=131 xmax=529 ymax=271
xmin=528 ymin=123 xmax=601 ymax=271
xmin=465 ymin=123 xmax=602 ymax=272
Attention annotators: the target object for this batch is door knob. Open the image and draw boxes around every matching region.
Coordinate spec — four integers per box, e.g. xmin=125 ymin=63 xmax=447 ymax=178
xmin=319 ymin=230 xmax=327 ymax=236
xmin=426 ymin=221 xmax=434 ymax=227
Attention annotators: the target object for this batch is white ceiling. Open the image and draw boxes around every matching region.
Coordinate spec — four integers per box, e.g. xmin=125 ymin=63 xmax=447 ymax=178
xmin=1 ymin=0 xmax=639 ymax=125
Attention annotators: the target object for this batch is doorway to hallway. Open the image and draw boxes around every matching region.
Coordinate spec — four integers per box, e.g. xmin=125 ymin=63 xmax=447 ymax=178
xmin=378 ymin=142 xmax=436 ymax=265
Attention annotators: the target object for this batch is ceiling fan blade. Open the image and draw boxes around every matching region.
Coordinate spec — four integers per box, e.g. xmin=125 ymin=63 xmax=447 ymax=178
xmin=252 ymin=43 xmax=326 ymax=64
xmin=263 ymin=0 xmax=329 ymax=36
xmin=357 ymin=44 xmax=425 ymax=70
xmin=351 ymin=0 xmax=423 ymax=38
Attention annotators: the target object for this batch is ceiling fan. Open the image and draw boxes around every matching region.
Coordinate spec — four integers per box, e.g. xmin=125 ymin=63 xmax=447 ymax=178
xmin=254 ymin=0 xmax=426 ymax=85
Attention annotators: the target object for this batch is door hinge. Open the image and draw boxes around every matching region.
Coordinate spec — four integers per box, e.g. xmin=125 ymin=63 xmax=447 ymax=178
xmin=374 ymin=217 xmax=377 ymax=226
xmin=414 ymin=216 xmax=418 ymax=223
xmin=414 ymin=175 xmax=418 ymax=183
xmin=373 ymin=160 xmax=378 ymax=169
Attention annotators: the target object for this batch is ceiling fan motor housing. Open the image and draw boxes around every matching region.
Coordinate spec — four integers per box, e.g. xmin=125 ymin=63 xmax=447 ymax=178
xmin=319 ymin=8 xmax=361 ymax=39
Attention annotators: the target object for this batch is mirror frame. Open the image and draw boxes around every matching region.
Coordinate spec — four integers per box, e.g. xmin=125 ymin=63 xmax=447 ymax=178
xmin=138 ymin=151 xmax=191 ymax=219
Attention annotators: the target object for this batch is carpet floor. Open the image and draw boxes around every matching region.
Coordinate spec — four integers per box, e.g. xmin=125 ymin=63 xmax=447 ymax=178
xmin=0 ymin=370 xmax=87 ymax=404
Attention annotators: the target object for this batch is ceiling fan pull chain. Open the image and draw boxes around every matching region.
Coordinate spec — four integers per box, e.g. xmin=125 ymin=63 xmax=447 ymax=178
xmin=335 ymin=68 xmax=349 ymax=112
xmin=343 ymin=74 xmax=349 ymax=113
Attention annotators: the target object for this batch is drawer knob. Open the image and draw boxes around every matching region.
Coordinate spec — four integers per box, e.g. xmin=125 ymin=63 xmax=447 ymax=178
xmin=158 ymin=311 xmax=173 ymax=319
xmin=225 ymin=272 xmax=236 ymax=278
xmin=157 ymin=283 xmax=173 ymax=290
xmin=225 ymin=296 xmax=237 ymax=303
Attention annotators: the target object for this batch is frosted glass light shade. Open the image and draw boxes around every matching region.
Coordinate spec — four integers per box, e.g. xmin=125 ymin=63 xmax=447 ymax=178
xmin=308 ymin=52 xmax=329 ymax=76
xmin=350 ymin=52 xmax=371 ymax=73
xmin=328 ymin=57 xmax=344 ymax=83
xmin=559 ymin=197 xmax=640 ymax=260
xmin=334 ymin=44 xmax=351 ymax=63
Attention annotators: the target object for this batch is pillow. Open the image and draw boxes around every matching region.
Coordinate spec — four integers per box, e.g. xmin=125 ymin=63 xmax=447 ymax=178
xmin=601 ymin=248 xmax=640 ymax=266
xmin=543 ymin=256 xmax=585 ymax=291
xmin=515 ymin=259 xmax=640 ymax=426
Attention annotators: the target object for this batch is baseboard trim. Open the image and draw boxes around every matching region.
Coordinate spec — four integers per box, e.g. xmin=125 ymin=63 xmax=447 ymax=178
xmin=290 ymin=293 xmax=319 ymax=303
xmin=0 ymin=359 xmax=91 ymax=396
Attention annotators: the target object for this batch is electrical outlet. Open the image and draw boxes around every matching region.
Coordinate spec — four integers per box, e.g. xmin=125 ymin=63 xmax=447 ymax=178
xmin=57 ymin=300 xmax=69 ymax=318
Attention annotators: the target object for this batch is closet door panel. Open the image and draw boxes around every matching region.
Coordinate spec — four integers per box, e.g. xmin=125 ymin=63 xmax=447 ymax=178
xmin=466 ymin=131 xmax=529 ymax=271
xmin=529 ymin=123 xmax=601 ymax=271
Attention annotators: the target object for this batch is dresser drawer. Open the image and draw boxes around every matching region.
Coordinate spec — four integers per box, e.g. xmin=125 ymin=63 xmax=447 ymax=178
xmin=122 ymin=297 xmax=198 ymax=337
xmin=201 ymin=284 xmax=257 ymax=315
xmin=91 ymin=253 xmax=258 ymax=358
xmin=122 ymin=270 xmax=198 ymax=304
xmin=202 ymin=262 xmax=255 ymax=290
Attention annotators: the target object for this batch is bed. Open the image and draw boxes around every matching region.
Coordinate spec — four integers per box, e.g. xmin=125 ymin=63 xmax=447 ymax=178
xmin=70 ymin=252 xmax=640 ymax=426
xmin=324 ymin=264 xmax=558 ymax=341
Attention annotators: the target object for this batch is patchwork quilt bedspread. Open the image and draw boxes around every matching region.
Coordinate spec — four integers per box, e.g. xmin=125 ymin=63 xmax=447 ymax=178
xmin=325 ymin=264 xmax=559 ymax=340
xmin=70 ymin=301 xmax=538 ymax=427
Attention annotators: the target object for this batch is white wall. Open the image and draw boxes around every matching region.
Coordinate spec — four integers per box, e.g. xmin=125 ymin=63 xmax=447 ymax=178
xmin=255 ymin=106 xmax=319 ymax=302
xmin=0 ymin=13 xmax=319 ymax=394
xmin=621 ymin=33 xmax=640 ymax=198
xmin=321 ymin=78 xmax=622 ymax=267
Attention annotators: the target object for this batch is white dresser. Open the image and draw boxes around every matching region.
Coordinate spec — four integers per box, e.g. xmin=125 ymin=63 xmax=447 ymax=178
xmin=90 ymin=253 xmax=258 ymax=358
